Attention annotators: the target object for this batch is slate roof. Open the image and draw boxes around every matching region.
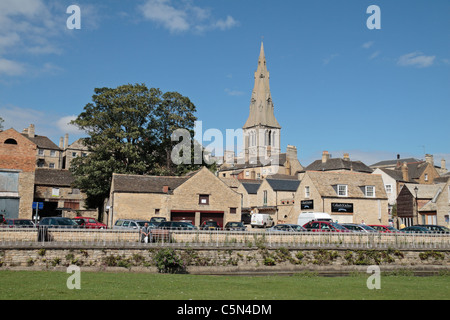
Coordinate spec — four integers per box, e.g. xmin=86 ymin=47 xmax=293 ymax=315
xmin=241 ymin=182 xmax=261 ymax=194
xmin=265 ymin=179 xmax=300 ymax=192
xmin=370 ymin=158 xmax=420 ymax=168
xmin=34 ymin=169 xmax=74 ymax=187
xmin=303 ymin=158 xmax=373 ymax=173
xmin=22 ymin=134 xmax=60 ymax=150
xmin=112 ymin=174 xmax=188 ymax=193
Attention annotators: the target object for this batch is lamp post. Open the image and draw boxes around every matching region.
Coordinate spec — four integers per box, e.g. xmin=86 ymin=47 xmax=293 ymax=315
xmin=414 ymin=186 xmax=419 ymax=225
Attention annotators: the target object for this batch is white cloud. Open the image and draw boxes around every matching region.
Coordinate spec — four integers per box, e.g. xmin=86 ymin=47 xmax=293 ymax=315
xmin=0 ymin=105 xmax=85 ymax=142
xmin=362 ymin=41 xmax=374 ymax=49
xmin=323 ymin=53 xmax=338 ymax=66
xmin=139 ymin=0 xmax=238 ymax=34
xmin=397 ymin=52 xmax=435 ymax=68
xmin=225 ymin=88 xmax=244 ymax=96
xmin=56 ymin=115 xmax=84 ymax=135
xmin=213 ymin=16 xmax=238 ymax=31
xmin=0 ymin=58 xmax=26 ymax=76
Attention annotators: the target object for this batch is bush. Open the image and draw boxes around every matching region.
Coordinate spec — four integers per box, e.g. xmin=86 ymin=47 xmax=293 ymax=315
xmin=154 ymin=248 xmax=186 ymax=274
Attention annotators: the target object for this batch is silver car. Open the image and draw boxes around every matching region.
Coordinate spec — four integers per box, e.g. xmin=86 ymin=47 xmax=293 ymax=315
xmin=113 ymin=219 xmax=152 ymax=230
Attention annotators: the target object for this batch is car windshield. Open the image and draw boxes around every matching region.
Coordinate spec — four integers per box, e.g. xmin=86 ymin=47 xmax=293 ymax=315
xmin=360 ymin=225 xmax=375 ymax=231
xmin=228 ymin=222 xmax=243 ymax=227
xmin=204 ymin=221 xmax=218 ymax=226
xmin=330 ymin=222 xmax=347 ymax=230
xmin=136 ymin=221 xmax=150 ymax=227
xmin=292 ymin=225 xmax=304 ymax=232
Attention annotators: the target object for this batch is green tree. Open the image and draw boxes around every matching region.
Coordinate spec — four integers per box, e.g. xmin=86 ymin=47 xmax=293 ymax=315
xmin=70 ymin=83 xmax=212 ymax=214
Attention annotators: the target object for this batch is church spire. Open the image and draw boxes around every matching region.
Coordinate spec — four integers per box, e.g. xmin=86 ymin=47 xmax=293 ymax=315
xmin=243 ymin=41 xmax=281 ymax=130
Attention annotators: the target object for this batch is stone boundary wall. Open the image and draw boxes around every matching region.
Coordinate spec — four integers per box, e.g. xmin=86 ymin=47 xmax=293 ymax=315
xmin=1 ymin=229 xmax=449 ymax=250
xmin=0 ymin=246 xmax=448 ymax=275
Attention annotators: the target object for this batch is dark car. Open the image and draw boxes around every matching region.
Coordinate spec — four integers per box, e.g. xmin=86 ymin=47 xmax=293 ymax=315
xmin=38 ymin=217 xmax=80 ymax=228
xmin=5 ymin=219 xmax=36 ymax=228
xmin=416 ymin=225 xmax=450 ymax=234
xmin=400 ymin=225 xmax=432 ymax=233
xmin=224 ymin=221 xmax=247 ymax=231
xmin=200 ymin=220 xmax=221 ymax=230
xmin=303 ymin=220 xmax=350 ymax=232
xmin=158 ymin=221 xmax=197 ymax=230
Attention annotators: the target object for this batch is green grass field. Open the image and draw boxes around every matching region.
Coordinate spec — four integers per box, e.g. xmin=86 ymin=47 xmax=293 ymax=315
xmin=0 ymin=270 xmax=449 ymax=300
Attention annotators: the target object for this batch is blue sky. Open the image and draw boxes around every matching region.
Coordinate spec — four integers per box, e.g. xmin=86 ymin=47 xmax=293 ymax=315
xmin=0 ymin=0 xmax=449 ymax=168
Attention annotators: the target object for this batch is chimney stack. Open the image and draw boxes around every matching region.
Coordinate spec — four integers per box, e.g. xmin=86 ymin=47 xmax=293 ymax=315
xmin=64 ymin=133 xmax=69 ymax=149
xmin=162 ymin=186 xmax=169 ymax=193
xmin=28 ymin=124 xmax=35 ymax=138
xmin=59 ymin=137 xmax=64 ymax=149
xmin=425 ymin=154 xmax=434 ymax=166
xmin=441 ymin=159 xmax=447 ymax=172
xmin=322 ymin=151 xmax=330 ymax=163
xmin=343 ymin=153 xmax=350 ymax=161
xmin=402 ymin=162 xmax=409 ymax=181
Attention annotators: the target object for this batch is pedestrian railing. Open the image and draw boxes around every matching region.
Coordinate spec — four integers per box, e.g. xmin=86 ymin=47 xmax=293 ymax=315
xmin=0 ymin=228 xmax=449 ymax=250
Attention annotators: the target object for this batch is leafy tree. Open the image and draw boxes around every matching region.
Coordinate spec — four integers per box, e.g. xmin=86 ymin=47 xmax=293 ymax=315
xmin=70 ymin=83 xmax=213 ymax=214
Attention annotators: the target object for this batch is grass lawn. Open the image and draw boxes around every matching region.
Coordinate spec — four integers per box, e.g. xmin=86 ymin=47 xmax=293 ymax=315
xmin=0 ymin=270 xmax=448 ymax=300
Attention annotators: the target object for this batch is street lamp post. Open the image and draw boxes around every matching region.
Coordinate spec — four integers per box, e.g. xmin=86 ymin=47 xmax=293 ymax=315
xmin=414 ymin=186 xmax=419 ymax=225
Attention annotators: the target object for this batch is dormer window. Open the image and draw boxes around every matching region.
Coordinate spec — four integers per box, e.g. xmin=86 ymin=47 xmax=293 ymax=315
xmin=365 ymin=186 xmax=375 ymax=197
xmin=337 ymin=185 xmax=348 ymax=197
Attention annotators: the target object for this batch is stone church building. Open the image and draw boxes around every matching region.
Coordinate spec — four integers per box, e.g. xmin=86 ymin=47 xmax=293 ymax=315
xmin=218 ymin=42 xmax=303 ymax=180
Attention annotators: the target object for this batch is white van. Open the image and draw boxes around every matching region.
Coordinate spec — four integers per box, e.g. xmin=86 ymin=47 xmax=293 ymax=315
xmin=251 ymin=213 xmax=274 ymax=228
xmin=297 ymin=212 xmax=332 ymax=227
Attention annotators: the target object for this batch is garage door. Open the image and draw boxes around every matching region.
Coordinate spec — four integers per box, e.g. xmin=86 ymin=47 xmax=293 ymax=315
xmin=171 ymin=211 xmax=196 ymax=224
xmin=200 ymin=212 xmax=224 ymax=228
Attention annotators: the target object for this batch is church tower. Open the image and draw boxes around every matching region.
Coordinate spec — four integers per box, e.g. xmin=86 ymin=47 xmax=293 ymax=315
xmin=243 ymin=42 xmax=281 ymax=163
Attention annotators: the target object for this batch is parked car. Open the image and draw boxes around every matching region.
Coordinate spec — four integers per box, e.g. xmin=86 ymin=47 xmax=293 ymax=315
xmin=224 ymin=221 xmax=247 ymax=231
xmin=157 ymin=221 xmax=198 ymax=230
xmin=5 ymin=219 xmax=36 ymax=228
xmin=73 ymin=217 xmax=107 ymax=229
xmin=251 ymin=213 xmax=274 ymax=228
xmin=150 ymin=217 xmax=167 ymax=225
xmin=268 ymin=224 xmax=306 ymax=232
xmin=38 ymin=217 xmax=80 ymax=228
xmin=297 ymin=212 xmax=332 ymax=226
xmin=200 ymin=219 xmax=221 ymax=230
xmin=341 ymin=223 xmax=377 ymax=233
xmin=368 ymin=225 xmax=401 ymax=233
xmin=415 ymin=225 xmax=450 ymax=234
xmin=302 ymin=220 xmax=350 ymax=232
xmin=400 ymin=225 xmax=433 ymax=233
xmin=113 ymin=219 xmax=152 ymax=230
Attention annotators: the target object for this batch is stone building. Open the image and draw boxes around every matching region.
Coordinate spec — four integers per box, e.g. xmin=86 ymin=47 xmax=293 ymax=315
xmin=0 ymin=129 xmax=36 ymax=219
xmin=254 ymin=178 xmax=300 ymax=224
xmin=33 ymin=168 xmax=90 ymax=219
xmin=287 ymin=171 xmax=389 ymax=225
xmin=218 ymin=42 xmax=303 ymax=179
xmin=108 ymin=167 xmax=242 ymax=228
xmin=396 ymin=183 xmax=447 ymax=227
xmin=22 ymin=124 xmax=62 ymax=169
xmin=370 ymin=154 xmax=442 ymax=185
